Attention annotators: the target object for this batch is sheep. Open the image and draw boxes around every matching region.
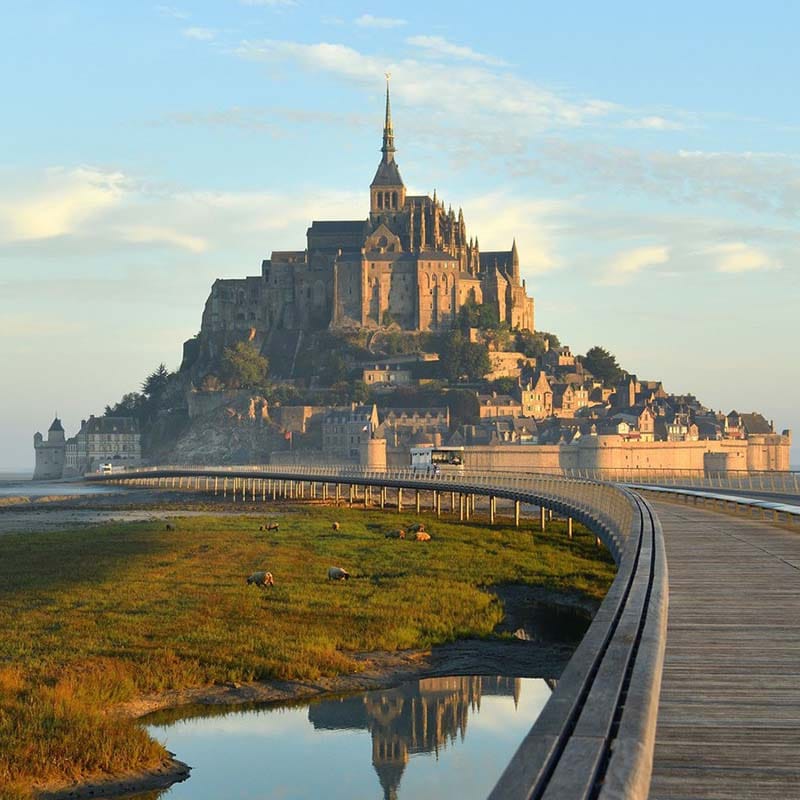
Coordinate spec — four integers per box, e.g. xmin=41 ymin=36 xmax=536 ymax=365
xmin=332 ymin=522 xmax=341 ymax=531
xmin=327 ymin=566 xmax=350 ymax=581
xmin=246 ymin=571 xmax=275 ymax=588
xmin=259 ymin=522 xmax=279 ymax=532
xmin=165 ymin=523 xmax=175 ymax=531
xmin=407 ymin=523 xmax=426 ymax=534
xmin=414 ymin=531 xmax=431 ymax=542
xmin=384 ymin=529 xmax=406 ymax=539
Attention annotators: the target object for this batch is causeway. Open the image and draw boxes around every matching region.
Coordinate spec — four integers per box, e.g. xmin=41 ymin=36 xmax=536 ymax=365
xmin=649 ymin=500 xmax=800 ymax=799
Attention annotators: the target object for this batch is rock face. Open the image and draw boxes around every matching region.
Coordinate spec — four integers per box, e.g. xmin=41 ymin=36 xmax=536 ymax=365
xmin=167 ymin=394 xmax=285 ymax=465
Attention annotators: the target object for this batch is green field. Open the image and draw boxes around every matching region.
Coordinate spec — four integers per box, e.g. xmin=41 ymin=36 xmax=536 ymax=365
xmin=0 ymin=504 xmax=615 ymax=797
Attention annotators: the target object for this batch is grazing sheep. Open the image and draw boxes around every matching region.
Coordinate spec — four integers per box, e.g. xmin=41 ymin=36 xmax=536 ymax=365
xmin=327 ymin=566 xmax=350 ymax=581
xmin=384 ymin=529 xmax=406 ymax=539
xmin=407 ymin=523 xmax=426 ymax=534
xmin=332 ymin=522 xmax=340 ymax=531
xmin=246 ymin=571 xmax=275 ymax=588
xmin=165 ymin=523 xmax=175 ymax=531
xmin=259 ymin=522 xmax=279 ymax=531
xmin=414 ymin=531 xmax=431 ymax=542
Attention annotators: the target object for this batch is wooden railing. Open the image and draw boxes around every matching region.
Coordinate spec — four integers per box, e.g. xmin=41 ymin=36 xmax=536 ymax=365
xmin=90 ymin=465 xmax=668 ymax=800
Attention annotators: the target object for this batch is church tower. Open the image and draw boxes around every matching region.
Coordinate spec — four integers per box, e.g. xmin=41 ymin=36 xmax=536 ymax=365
xmin=370 ymin=77 xmax=406 ymax=215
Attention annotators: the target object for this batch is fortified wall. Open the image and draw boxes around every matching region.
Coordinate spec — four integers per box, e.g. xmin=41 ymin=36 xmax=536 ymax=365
xmin=459 ymin=432 xmax=792 ymax=476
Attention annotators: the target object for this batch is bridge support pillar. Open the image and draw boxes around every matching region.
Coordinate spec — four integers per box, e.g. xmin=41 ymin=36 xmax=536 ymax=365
xmin=380 ymin=486 xmax=386 ymax=509
xmin=223 ymin=477 xmax=227 ymax=497
xmin=415 ymin=490 xmax=420 ymax=514
xmin=567 ymin=517 xmax=573 ymax=539
xmin=459 ymin=494 xmax=465 ymax=521
xmin=335 ymin=484 xmax=341 ymax=504
xmin=436 ymin=492 xmax=441 ymax=517
xmin=349 ymin=484 xmax=354 ymax=507
xmin=397 ymin=488 xmax=403 ymax=512
xmin=489 ymin=496 xmax=495 ymax=525
xmin=540 ymin=506 xmax=546 ymax=531
xmin=514 ymin=500 xmax=520 ymax=528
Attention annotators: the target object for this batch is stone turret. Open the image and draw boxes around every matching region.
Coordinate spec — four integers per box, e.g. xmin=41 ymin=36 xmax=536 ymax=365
xmin=33 ymin=416 xmax=66 ymax=480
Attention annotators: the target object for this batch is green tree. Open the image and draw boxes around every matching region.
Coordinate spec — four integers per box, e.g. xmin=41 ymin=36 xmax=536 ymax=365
xmin=515 ymin=330 xmax=561 ymax=359
xmin=221 ymin=342 xmax=269 ymax=389
xmin=141 ymin=364 xmax=171 ymax=400
xmin=582 ymin=346 xmax=624 ymax=385
xmin=440 ymin=332 xmax=491 ymax=382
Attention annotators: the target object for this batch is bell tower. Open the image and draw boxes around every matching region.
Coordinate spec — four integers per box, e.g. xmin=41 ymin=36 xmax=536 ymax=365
xmin=370 ymin=75 xmax=406 ymax=215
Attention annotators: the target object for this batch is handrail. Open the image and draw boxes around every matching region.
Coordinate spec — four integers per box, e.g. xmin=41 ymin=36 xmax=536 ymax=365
xmin=89 ymin=464 xmax=668 ymax=800
xmin=630 ymin=484 xmax=800 ymax=525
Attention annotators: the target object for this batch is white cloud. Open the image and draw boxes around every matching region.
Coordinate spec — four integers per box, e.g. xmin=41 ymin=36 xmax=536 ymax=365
xmin=120 ymin=226 xmax=208 ymax=253
xmin=406 ymin=35 xmax=505 ymax=66
xmin=463 ymin=193 xmax=564 ymax=277
xmin=622 ymin=115 xmax=685 ymax=131
xmin=182 ymin=27 xmax=216 ymax=41
xmin=531 ymin=140 xmax=800 ymax=220
xmin=706 ymin=242 xmax=774 ymax=273
xmin=354 ymin=14 xmax=406 ymax=29
xmin=156 ymin=5 xmax=189 ymax=19
xmin=234 ymin=39 xmax=619 ymax=131
xmin=597 ymin=245 xmax=670 ymax=286
xmin=0 ymin=167 xmax=127 ymax=241
xmin=240 ymin=0 xmax=296 ymax=6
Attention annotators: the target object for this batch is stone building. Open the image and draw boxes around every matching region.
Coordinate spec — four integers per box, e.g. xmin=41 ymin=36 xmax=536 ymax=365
xmin=191 ymin=80 xmax=534 ymax=365
xmin=321 ymin=403 xmax=380 ymax=462
xmin=64 ymin=416 xmax=142 ymax=473
xmin=33 ymin=417 xmax=66 ymax=480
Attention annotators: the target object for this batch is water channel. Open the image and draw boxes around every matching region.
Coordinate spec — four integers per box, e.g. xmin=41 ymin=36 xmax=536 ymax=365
xmin=130 ymin=676 xmax=552 ymax=800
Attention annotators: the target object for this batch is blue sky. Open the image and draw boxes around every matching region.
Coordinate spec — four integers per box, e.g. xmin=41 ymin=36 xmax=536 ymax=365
xmin=2 ymin=0 xmax=798 ymax=469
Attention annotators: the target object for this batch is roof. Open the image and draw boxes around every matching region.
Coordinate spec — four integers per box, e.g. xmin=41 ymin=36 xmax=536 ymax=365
xmin=740 ymin=413 xmax=773 ymax=435
xmin=371 ymin=159 xmax=404 ymax=187
xmin=48 ymin=417 xmax=64 ymax=433
xmin=480 ymin=251 xmax=513 ymax=270
xmin=307 ymin=220 xmax=368 ymax=235
xmin=83 ymin=416 xmax=139 ymax=435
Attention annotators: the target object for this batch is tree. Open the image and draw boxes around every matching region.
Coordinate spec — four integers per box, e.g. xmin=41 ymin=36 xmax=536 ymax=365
xmin=515 ymin=330 xmax=561 ymax=359
xmin=582 ymin=346 xmax=624 ymax=385
xmin=221 ymin=342 xmax=269 ymax=389
xmin=141 ymin=364 xmax=171 ymax=400
xmin=440 ymin=332 xmax=491 ymax=382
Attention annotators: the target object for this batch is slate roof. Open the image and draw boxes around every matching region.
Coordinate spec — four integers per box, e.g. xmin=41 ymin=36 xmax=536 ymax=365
xmin=48 ymin=417 xmax=64 ymax=433
xmin=479 ymin=251 xmax=513 ymax=270
xmin=83 ymin=417 xmax=139 ymax=435
xmin=371 ymin=159 xmax=404 ymax=187
xmin=740 ymin=413 xmax=773 ymax=435
xmin=307 ymin=220 xmax=369 ymax=236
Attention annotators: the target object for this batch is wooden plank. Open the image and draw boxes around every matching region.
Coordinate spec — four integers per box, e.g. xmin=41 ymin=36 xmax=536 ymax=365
xmin=650 ymin=501 xmax=800 ymax=798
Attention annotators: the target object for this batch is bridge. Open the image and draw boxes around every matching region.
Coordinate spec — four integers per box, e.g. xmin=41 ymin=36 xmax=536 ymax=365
xmin=92 ymin=465 xmax=800 ymax=799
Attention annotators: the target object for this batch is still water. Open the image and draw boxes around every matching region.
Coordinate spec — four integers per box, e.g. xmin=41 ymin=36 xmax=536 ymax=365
xmin=136 ymin=676 xmax=551 ymax=800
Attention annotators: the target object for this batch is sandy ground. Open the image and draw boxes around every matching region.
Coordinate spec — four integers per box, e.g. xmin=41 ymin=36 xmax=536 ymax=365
xmin=10 ymin=487 xmax=595 ymax=800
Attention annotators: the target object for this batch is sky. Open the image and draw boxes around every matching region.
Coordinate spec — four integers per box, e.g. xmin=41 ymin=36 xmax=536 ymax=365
xmin=1 ymin=0 xmax=798 ymax=470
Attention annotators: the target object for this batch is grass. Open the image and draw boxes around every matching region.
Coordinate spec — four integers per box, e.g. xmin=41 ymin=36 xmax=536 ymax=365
xmin=0 ymin=503 xmax=614 ymax=796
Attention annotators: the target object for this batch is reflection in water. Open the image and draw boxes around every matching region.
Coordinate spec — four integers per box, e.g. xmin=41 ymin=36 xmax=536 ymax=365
xmin=137 ymin=676 xmax=551 ymax=800
xmin=309 ymin=677 xmax=521 ymax=800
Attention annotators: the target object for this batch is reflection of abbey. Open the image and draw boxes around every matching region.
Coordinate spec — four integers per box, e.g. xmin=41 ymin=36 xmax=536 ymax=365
xmin=201 ymin=81 xmax=534 ymax=337
xmin=308 ymin=676 xmax=523 ymax=800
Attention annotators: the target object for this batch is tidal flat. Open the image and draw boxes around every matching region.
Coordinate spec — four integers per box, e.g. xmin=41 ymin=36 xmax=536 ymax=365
xmin=0 ymin=497 xmax=615 ymax=799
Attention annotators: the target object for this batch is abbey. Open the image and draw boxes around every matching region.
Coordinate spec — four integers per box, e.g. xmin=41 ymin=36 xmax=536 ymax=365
xmin=200 ymin=82 xmax=534 ymax=338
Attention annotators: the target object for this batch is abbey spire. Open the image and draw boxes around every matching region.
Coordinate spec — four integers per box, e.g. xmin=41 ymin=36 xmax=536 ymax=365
xmin=370 ymin=74 xmax=405 ymax=214
xmin=381 ymin=75 xmax=395 ymax=163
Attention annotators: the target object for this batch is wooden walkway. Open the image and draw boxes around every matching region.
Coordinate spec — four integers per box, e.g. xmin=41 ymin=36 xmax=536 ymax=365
xmin=650 ymin=501 xmax=800 ymax=799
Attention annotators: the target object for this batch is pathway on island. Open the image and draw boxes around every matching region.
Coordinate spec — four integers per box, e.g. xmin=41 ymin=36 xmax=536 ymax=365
xmin=649 ymin=501 xmax=800 ymax=799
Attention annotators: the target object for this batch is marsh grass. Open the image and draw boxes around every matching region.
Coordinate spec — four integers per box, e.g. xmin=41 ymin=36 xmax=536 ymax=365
xmin=0 ymin=504 xmax=614 ymax=795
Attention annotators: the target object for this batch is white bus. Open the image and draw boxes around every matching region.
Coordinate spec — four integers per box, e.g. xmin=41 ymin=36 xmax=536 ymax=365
xmin=410 ymin=446 xmax=465 ymax=474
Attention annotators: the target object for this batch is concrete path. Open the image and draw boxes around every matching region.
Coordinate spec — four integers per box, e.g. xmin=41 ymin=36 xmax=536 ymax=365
xmin=650 ymin=501 xmax=800 ymax=799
